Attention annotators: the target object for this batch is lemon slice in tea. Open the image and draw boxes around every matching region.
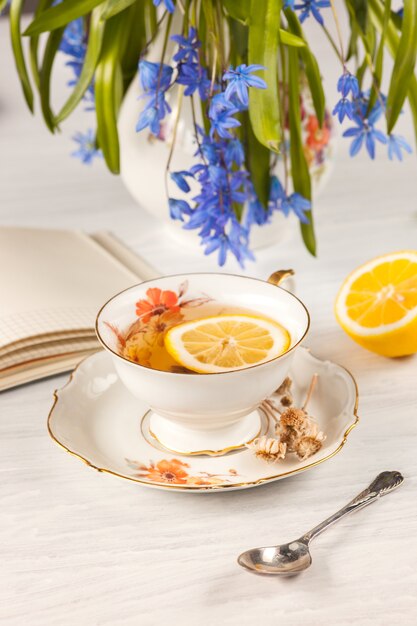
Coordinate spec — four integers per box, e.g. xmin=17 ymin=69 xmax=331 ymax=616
xmin=164 ymin=314 xmax=291 ymax=373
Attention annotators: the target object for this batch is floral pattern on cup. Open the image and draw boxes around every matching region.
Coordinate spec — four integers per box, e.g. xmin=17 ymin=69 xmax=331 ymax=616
xmin=126 ymin=458 xmax=240 ymax=486
xmin=104 ymin=280 xmax=211 ymax=367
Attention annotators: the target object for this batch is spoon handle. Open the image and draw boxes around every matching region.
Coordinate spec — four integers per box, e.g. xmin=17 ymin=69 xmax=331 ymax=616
xmin=301 ymin=471 xmax=404 ymax=544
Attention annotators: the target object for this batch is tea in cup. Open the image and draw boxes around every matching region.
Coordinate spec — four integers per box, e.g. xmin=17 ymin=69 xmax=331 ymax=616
xmin=96 ymin=272 xmax=309 ymax=454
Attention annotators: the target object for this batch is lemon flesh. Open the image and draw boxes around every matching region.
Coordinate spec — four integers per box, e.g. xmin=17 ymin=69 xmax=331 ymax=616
xmin=335 ymin=251 xmax=417 ymax=357
xmin=164 ymin=314 xmax=291 ymax=373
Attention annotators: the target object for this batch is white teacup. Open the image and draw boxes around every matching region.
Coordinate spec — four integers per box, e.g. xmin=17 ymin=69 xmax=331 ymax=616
xmin=96 ymin=271 xmax=310 ymax=454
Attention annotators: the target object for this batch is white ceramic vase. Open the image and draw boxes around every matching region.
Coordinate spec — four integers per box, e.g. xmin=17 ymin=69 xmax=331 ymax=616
xmin=118 ymin=54 xmax=335 ymax=252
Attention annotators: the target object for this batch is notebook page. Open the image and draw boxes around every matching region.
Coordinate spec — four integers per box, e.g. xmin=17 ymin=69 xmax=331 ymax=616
xmin=0 ymin=227 xmax=144 ymax=349
xmin=0 ymin=350 xmax=98 ymax=391
xmin=0 ymin=336 xmax=99 ymax=370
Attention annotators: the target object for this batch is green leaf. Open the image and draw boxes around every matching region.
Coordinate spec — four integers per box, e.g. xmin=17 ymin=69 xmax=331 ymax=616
xmin=279 ymin=29 xmax=305 ymax=47
xmin=287 ymin=48 xmax=315 ymax=256
xmin=367 ymin=0 xmax=391 ymax=115
xmin=346 ymin=20 xmax=359 ymax=61
xmin=244 ymin=112 xmax=271 ymax=209
xmin=55 ymin=7 xmax=106 ymax=123
xmin=29 ymin=0 xmax=53 ymax=91
xmin=385 ymin=0 xmax=417 ymax=133
xmin=348 ymin=0 xmax=368 ymax=33
xmin=146 ymin=0 xmax=157 ymax=38
xmin=369 ymin=0 xmax=417 ymax=148
xmin=0 ymin=0 xmax=9 ymax=12
xmin=24 ymin=0 xmax=106 ymax=36
xmin=285 ymin=9 xmax=325 ymax=127
xmin=228 ymin=17 xmax=248 ymax=63
xmin=346 ymin=0 xmax=375 ymax=56
xmin=248 ymin=0 xmax=281 ymax=153
xmin=9 ymin=0 xmax=34 ymax=111
xmin=39 ymin=27 xmax=65 ymax=132
xmin=95 ymin=11 xmax=128 ymax=173
xmin=356 ymin=56 xmax=368 ymax=88
xmin=223 ymin=0 xmax=250 ymax=24
xmin=102 ymin=0 xmax=137 ymax=19
xmin=120 ymin=0 xmax=147 ymax=87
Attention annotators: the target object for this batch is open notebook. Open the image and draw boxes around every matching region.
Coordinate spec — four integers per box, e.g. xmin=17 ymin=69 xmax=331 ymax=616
xmin=0 ymin=227 xmax=158 ymax=391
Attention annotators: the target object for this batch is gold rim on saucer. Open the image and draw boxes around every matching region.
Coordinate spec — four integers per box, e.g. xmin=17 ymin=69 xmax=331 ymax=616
xmin=47 ymin=351 xmax=360 ymax=492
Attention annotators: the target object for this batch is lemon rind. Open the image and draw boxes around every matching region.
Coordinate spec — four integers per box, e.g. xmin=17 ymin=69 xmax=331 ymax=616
xmin=335 ymin=250 xmax=417 ymax=337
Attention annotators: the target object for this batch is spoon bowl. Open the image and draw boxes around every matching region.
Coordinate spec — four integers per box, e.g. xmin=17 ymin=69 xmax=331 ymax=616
xmin=238 ymin=541 xmax=312 ymax=576
xmin=238 ymin=471 xmax=404 ymax=577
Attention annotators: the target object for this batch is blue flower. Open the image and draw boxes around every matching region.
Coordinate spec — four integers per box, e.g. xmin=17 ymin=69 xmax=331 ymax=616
xmin=280 ymin=193 xmax=310 ymax=223
xmin=209 ymin=110 xmax=241 ymax=139
xmin=202 ymin=220 xmax=254 ymax=267
xmin=139 ymin=60 xmax=173 ymax=92
xmin=71 ymin=129 xmax=102 ymax=164
xmin=224 ymin=139 xmax=245 ymax=167
xmin=153 ymin=0 xmax=175 ymax=13
xmin=387 ymin=134 xmax=412 ymax=161
xmin=337 ymin=72 xmax=360 ymax=99
xmin=284 ymin=0 xmax=295 ymax=8
xmin=171 ymin=27 xmax=201 ymax=64
xmin=332 ymin=97 xmax=354 ymax=123
xmin=246 ymin=198 xmax=271 ymax=227
xmin=269 ymin=175 xmax=286 ymax=205
xmin=352 ymin=91 xmax=386 ymax=125
xmin=137 ymin=61 xmax=173 ymax=136
xmin=170 ymin=171 xmax=191 ymax=192
xmin=59 ymin=18 xmax=85 ymax=58
xmin=58 ymin=18 xmax=95 ymax=107
xmin=294 ymin=1 xmax=331 ymax=25
xmin=343 ymin=115 xmax=387 ymax=159
xmin=176 ymin=63 xmax=211 ymax=100
xmin=136 ymin=93 xmax=172 ymax=135
xmin=268 ymin=176 xmax=310 ymax=223
xmin=223 ymin=64 xmax=266 ymax=107
xmin=169 ymin=198 xmax=192 ymax=221
xmin=208 ymin=94 xmax=240 ymax=139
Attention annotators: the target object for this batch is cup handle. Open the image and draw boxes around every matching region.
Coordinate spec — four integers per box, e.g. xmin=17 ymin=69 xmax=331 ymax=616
xmin=267 ymin=269 xmax=295 ymax=293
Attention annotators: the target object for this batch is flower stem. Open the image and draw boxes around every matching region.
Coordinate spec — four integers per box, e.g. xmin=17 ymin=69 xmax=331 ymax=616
xmin=164 ymin=86 xmax=185 ymax=197
xmin=321 ymin=23 xmax=343 ymax=60
xmin=302 ymin=373 xmax=318 ymax=411
xmin=278 ymin=43 xmax=289 ymax=193
xmin=330 ymin=0 xmax=345 ymax=61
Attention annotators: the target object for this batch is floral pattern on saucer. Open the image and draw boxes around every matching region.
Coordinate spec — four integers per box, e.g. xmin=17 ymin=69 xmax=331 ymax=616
xmin=126 ymin=458 xmax=240 ymax=486
xmin=47 ymin=348 xmax=359 ymax=492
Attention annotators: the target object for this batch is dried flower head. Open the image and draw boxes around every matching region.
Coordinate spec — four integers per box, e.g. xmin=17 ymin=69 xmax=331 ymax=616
xmin=275 ymin=423 xmax=299 ymax=452
xmin=279 ymin=407 xmax=308 ymax=433
xmin=280 ymin=394 xmax=293 ymax=407
xmin=294 ymin=434 xmax=325 ymax=461
xmin=247 ymin=436 xmax=287 ymax=463
xmin=275 ymin=406 xmax=323 ymax=452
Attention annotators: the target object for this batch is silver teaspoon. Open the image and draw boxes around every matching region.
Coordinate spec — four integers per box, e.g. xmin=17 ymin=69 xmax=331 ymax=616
xmin=238 ymin=470 xmax=404 ymax=576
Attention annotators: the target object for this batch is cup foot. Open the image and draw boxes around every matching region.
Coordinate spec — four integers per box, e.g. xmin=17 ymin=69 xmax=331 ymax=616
xmin=146 ymin=410 xmax=263 ymax=456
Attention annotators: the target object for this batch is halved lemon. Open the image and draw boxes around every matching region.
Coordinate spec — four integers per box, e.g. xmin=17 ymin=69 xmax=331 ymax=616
xmin=164 ymin=314 xmax=291 ymax=373
xmin=335 ymin=251 xmax=417 ymax=357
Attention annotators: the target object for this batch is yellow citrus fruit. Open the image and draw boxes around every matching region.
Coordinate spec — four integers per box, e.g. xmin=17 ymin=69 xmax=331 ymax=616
xmin=164 ymin=314 xmax=290 ymax=373
xmin=335 ymin=251 xmax=417 ymax=357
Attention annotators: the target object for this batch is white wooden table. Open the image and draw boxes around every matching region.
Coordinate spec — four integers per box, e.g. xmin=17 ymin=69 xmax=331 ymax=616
xmin=1 ymin=15 xmax=417 ymax=626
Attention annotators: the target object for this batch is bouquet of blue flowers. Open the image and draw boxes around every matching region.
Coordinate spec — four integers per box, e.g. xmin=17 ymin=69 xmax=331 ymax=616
xmin=9 ymin=0 xmax=417 ymax=265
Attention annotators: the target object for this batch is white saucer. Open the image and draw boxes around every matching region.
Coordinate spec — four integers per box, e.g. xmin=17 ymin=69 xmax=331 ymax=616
xmin=48 ymin=348 xmax=359 ymax=492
